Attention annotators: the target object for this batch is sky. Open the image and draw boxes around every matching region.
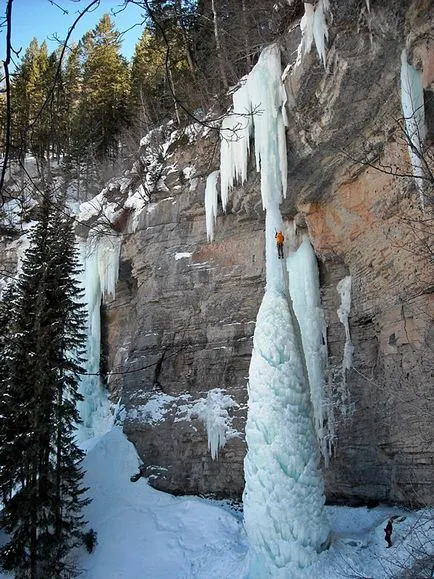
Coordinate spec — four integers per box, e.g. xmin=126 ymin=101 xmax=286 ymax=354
xmin=0 ymin=0 xmax=147 ymax=64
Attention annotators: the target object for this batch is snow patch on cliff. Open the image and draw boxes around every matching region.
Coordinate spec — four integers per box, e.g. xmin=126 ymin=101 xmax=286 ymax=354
xmin=126 ymin=389 xmax=240 ymax=460
xmin=177 ymin=389 xmax=241 ymax=460
xmin=175 ymin=252 xmax=193 ymax=260
xmin=127 ymin=392 xmax=190 ymax=426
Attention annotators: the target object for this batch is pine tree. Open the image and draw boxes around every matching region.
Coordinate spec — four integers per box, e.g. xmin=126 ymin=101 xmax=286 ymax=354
xmin=77 ymin=14 xmax=131 ymax=159
xmin=131 ymin=2 xmax=198 ymax=125
xmin=0 ymin=196 xmax=90 ymax=578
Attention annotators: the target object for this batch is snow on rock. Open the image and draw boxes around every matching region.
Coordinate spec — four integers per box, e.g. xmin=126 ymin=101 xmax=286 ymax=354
xmin=244 ymin=288 xmax=330 ymax=577
xmin=400 ymin=49 xmax=426 ymax=208
xmin=287 ymin=236 xmax=328 ymax=461
xmin=177 ymin=389 xmax=240 ymax=460
xmin=125 ymin=189 xmax=149 ymax=233
xmin=175 ymin=252 xmax=193 ymax=260
xmin=126 ymin=392 xmax=190 ymax=426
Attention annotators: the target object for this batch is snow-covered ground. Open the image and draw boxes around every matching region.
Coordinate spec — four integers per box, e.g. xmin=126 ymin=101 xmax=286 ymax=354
xmin=0 ymin=427 xmax=417 ymax=579
xmin=0 ymin=423 xmax=432 ymax=579
xmin=75 ymin=429 xmax=434 ymax=578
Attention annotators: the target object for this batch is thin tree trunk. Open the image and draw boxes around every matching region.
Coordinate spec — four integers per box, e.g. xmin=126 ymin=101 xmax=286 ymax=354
xmin=211 ymin=0 xmax=228 ymax=89
xmin=174 ymin=0 xmax=196 ymax=79
xmin=241 ymin=0 xmax=252 ymax=74
xmin=168 ymin=68 xmax=181 ymax=125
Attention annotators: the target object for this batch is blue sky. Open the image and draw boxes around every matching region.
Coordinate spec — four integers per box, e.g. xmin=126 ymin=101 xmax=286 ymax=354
xmin=1 ymin=0 xmax=147 ymax=64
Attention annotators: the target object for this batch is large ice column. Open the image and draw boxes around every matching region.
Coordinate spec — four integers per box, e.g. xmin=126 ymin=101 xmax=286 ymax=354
xmin=238 ymin=45 xmax=330 ymax=576
xmin=400 ymin=49 xmax=426 ymax=208
xmin=287 ymin=237 xmax=328 ymax=460
xmin=77 ymin=232 xmax=121 ymax=441
xmin=244 ymin=288 xmax=330 ymax=578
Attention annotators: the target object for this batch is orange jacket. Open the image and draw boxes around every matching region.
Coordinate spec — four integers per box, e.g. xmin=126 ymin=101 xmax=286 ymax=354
xmin=275 ymin=231 xmax=284 ymax=244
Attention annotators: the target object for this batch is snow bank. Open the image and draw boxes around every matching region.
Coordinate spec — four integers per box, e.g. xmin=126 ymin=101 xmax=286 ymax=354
xmin=77 ymin=427 xmax=248 ymax=579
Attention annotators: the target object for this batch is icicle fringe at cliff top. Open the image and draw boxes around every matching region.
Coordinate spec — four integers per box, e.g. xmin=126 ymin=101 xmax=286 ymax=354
xmin=297 ymin=0 xmax=331 ymax=68
xmin=218 ymin=45 xmax=288 ymax=219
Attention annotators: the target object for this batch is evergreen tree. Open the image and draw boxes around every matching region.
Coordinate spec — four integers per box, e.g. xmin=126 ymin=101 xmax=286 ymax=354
xmin=131 ymin=2 xmax=198 ymax=125
xmin=0 ymin=196 xmax=90 ymax=578
xmin=77 ymin=14 xmax=130 ymax=159
xmin=63 ymin=44 xmax=83 ymax=159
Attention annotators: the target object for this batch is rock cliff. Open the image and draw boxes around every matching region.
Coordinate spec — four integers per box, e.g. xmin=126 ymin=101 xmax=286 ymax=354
xmin=3 ymin=0 xmax=431 ymax=507
xmin=101 ymin=0 xmax=434 ymax=506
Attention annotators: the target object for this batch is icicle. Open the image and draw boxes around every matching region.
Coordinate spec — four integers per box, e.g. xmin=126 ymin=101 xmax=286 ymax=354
xmin=176 ymin=389 xmax=239 ymax=460
xmin=400 ymin=49 xmax=426 ymax=209
xmin=205 ymin=170 xmax=220 ymax=241
xmin=298 ymin=3 xmax=315 ymax=62
xmin=313 ymin=0 xmax=329 ymax=67
xmin=287 ymin=237 xmax=328 ymax=460
xmin=337 ymin=275 xmax=353 ymax=371
xmin=218 ymin=45 xmax=287 ymax=215
xmin=220 ymin=80 xmax=252 ymax=211
xmin=335 ymin=275 xmax=354 ymax=422
xmin=297 ymin=1 xmax=330 ymax=67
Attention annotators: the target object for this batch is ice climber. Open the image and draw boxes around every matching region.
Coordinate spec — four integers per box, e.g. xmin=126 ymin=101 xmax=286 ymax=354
xmin=275 ymin=230 xmax=284 ymax=259
xmin=384 ymin=519 xmax=393 ymax=548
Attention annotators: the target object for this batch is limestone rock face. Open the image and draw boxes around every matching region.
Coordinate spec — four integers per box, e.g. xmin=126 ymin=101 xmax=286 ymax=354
xmin=105 ymin=133 xmax=265 ymax=497
xmin=101 ymin=1 xmax=434 ymax=504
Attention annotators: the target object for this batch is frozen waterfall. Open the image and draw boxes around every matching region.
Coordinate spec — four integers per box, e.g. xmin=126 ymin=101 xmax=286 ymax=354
xmin=77 ymin=232 xmax=121 ymax=441
xmin=287 ymin=236 xmax=328 ymax=461
xmin=400 ymin=49 xmax=426 ymax=208
xmin=211 ymin=44 xmax=330 ymax=576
